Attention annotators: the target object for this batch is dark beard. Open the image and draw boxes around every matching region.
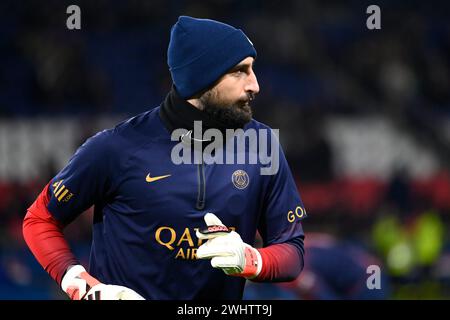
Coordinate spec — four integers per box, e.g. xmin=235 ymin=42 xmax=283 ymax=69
xmin=201 ymin=95 xmax=253 ymax=129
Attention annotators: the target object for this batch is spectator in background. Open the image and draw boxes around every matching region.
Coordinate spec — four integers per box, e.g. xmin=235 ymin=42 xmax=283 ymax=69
xmin=280 ymin=233 xmax=390 ymax=300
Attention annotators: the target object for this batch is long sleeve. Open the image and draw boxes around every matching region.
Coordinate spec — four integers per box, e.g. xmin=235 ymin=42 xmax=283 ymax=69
xmin=22 ymin=182 xmax=78 ymax=285
xmin=254 ymin=236 xmax=305 ymax=282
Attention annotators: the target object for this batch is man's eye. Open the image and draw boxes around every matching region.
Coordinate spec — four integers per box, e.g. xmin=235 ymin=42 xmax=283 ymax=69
xmin=229 ymin=67 xmax=248 ymax=76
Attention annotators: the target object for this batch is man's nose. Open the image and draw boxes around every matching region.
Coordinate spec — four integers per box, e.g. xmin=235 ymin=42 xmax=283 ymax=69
xmin=245 ymin=70 xmax=260 ymax=94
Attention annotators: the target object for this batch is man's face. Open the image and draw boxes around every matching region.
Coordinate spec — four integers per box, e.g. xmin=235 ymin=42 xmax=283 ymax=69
xmin=200 ymin=57 xmax=260 ymax=128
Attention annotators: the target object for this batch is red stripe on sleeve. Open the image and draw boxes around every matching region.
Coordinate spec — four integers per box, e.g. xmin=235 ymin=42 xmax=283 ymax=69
xmin=254 ymin=243 xmax=303 ymax=282
xmin=22 ymin=182 xmax=79 ymax=285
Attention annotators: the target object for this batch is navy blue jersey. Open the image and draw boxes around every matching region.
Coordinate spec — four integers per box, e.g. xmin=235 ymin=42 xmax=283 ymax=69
xmin=46 ymin=106 xmax=306 ymax=299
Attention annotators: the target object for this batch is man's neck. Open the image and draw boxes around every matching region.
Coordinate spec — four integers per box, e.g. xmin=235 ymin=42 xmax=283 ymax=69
xmin=159 ymin=87 xmax=227 ymax=134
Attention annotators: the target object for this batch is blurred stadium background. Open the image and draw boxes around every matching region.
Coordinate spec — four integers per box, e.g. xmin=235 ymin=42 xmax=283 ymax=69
xmin=1 ymin=0 xmax=449 ymax=299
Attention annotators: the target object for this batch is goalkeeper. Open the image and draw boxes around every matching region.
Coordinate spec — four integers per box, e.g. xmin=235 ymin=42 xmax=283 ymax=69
xmin=22 ymin=16 xmax=306 ymax=300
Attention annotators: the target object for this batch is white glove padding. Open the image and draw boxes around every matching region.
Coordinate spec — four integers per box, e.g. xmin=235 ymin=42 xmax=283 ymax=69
xmin=61 ymin=265 xmax=145 ymax=300
xmin=81 ymin=284 xmax=145 ymax=300
xmin=196 ymin=213 xmax=262 ymax=279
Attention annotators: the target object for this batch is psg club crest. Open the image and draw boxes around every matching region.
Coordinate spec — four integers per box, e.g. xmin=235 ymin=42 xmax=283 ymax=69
xmin=232 ymin=170 xmax=249 ymax=190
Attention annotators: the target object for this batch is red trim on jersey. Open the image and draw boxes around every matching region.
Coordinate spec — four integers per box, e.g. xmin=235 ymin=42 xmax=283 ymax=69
xmin=22 ymin=182 xmax=78 ymax=285
xmin=255 ymin=243 xmax=303 ymax=282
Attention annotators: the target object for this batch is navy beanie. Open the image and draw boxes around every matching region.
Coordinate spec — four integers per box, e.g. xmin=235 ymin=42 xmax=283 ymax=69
xmin=168 ymin=16 xmax=257 ymax=99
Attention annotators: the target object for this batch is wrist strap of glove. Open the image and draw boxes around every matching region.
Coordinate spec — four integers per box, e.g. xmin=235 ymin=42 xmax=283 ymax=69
xmin=61 ymin=265 xmax=101 ymax=300
xmin=233 ymin=246 xmax=263 ymax=279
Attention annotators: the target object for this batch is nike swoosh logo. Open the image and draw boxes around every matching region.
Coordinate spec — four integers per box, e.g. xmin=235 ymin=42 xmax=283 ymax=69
xmin=146 ymin=174 xmax=171 ymax=183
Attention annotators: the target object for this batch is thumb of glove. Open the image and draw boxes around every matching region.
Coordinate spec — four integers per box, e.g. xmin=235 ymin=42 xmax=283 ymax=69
xmin=204 ymin=213 xmax=224 ymax=226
